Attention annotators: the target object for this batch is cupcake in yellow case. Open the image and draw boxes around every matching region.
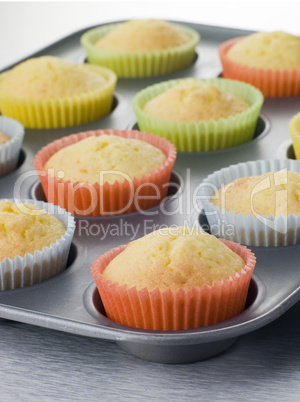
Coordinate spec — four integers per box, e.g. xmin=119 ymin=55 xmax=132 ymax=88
xmin=80 ymin=19 xmax=200 ymax=77
xmin=133 ymin=78 xmax=263 ymax=152
xmin=219 ymin=31 xmax=300 ymax=97
xmin=289 ymin=113 xmax=300 ymax=159
xmin=0 ymin=199 xmax=75 ymax=290
xmin=0 ymin=116 xmax=24 ymax=177
xmin=34 ymin=129 xmax=176 ymax=216
xmin=91 ymin=226 xmax=256 ymax=331
xmin=199 ymin=159 xmax=300 ymax=246
xmin=0 ymin=56 xmax=117 ymax=129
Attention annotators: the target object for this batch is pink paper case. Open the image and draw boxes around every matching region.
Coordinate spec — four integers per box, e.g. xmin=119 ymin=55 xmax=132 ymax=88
xmin=219 ymin=37 xmax=300 ymax=98
xmin=34 ymin=129 xmax=176 ymax=216
xmin=91 ymin=239 xmax=256 ymax=331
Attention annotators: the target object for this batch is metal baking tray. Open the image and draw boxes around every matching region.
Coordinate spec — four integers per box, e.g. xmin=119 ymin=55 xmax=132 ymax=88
xmin=0 ymin=21 xmax=299 ymax=364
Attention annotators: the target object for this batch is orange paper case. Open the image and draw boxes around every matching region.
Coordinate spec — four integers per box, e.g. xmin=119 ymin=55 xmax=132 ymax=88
xmin=219 ymin=37 xmax=300 ymax=97
xmin=34 ymin=129 xmax=176 ymax=216
xmin=91 ymin=239 xmax=256 ymax=331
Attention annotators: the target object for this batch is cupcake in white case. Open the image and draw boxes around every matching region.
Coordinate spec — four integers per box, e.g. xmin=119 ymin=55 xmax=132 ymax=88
xmin=199 ymin=159 xmax=300 ymax=246
xmin=0 ymin=116 xmax=24 ymax=177
xmin=0 ymin=199 xmax=76 ymax=290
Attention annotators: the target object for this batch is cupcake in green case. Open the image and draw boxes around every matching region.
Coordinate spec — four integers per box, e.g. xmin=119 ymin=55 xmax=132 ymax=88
xmin=132 ymin=77 xmax=264 ymax=152
xmin=80 ymin=19 xmax=200 ymax=78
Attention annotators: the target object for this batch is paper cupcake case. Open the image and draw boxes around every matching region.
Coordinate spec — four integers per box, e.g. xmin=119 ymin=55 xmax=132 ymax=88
xmin=91 ymin=239 xmax=256 ymax=331
xmin=199 ymin=159 xmax=300 ymax=247
xmin=0 ymin=116 xmax=24 ymax=177
xmin=0 ymin=65 xmax=117 ymax=129
xmin=34 ymin=129 xmax=176 ymax=216
xmin=289 ymin=112 xmax=300 ymax=159
xmin=0 ymin=199 xmax=76 ymax=291
xmin=132 ymin=77 xmax=264 ymax=152
xmin=80 ymin=23 xmax=200 ymax=78
xmin=219 ymin=37 xmax=300 ymax=98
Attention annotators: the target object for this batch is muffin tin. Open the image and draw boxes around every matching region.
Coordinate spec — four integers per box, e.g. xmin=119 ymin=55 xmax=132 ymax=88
xmin=0 ymin=21 xmax=299 ymax=364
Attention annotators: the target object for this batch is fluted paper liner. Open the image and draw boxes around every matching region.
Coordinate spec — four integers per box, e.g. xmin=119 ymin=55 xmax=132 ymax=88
xmin=34 ymin=129 xmax=176 ymax=216
xmin=0 ymin=199 xmax=75 ymax=290
xmin=91 ymin=240 xmax=256 ymax=331
xmin=199 ymin=159 xmax=300 ymax=246
xmin=0 ymin=116 xmax=24 ymax=177
xmin=0 ymin=65 xmax=117 ymax=129
xmin=289 ymin=113 xmax=300 ymax=159
xmin=80 ymin=22 xmax=200 ymax=78
xmin=219 ymin=37 xmax=300 ymax=98
xmin=133 ymin=77 xmax=263 ymax=152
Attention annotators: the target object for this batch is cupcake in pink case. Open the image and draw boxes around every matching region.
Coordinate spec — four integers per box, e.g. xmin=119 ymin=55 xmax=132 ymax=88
xmin=219 ymin=31 xmax=300 ymax=97
xmin=34 ymin=129 xmax=176 ymax=216
xmin=0 ymin=199 xmax=75 ymax=290
xmin=199 ymin=159 xmax=300 ymax=246
xmin=91 ymin=227 xmax=256 ymax=331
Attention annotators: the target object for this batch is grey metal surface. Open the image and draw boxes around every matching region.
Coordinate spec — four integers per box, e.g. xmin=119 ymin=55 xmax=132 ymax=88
xmin=0 ymin=20 xmax=299 ymax=390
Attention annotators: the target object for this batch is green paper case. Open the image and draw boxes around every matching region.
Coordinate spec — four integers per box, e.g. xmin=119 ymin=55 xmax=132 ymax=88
xmin=80 ymin=22 xmax=200 ymax=78
xmin=132 ymin=78 xmax=264 ymax=152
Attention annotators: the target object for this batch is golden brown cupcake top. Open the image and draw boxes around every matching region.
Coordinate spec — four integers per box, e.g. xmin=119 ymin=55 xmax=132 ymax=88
xmin=143 ymin=80 xmax=249 ymax=123
xmin=103 ymin=226 xmax=245 ymax=291
xmin=227 ymin=31 xmax=300 ymax=70
xmin=0 ymin=201 xmax=66 ymax=262
xmin=212 ymin=171 xmax=300 ymax=217
xmin=44 ymin=134 xmax=167 ymax=185
xmin=95 ymin=19 xmax=190 ymax=52
xmin=0 ymin=131 xmax=11 ymax=146
xmin=0 ymin=56 xmax=107 ymax=99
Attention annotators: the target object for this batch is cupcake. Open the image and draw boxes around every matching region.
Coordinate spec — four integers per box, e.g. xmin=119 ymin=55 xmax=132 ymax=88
xmin=133 ymin=78 xmax=264 ymax=152
xmin=0 ymin=56 xmax=117 ymax=128
xmin=219 ymin=31 xmax=300 ymax=97
xmin=0 ymin=116 xmax=24 ymax=177
xmin=289 ymin=112 xmax=300 ymax=159
xmin=80 ymin=19 xmax=200 ymax=77
xmin=199 ymin=159 xmax=300 ymax=246
xmin=91 ymin=226 xmax=256 ymax=331
xmin=0 ymin=199 xmax=75 ymax=290
xmin=34 ymin=129 xmax=176 ymax=216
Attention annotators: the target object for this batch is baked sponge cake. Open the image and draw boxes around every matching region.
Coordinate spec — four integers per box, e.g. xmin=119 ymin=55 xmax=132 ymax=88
xmin=133 ymin=77 xmax=263 ymax=152
xmin=0 ymin=200 xmax=66 ymax=262
xmin=143 ymin=80 xmax=249 ymax=123
xmin=92 ymin=226 xmax=256 ymax=330
xmin=95 ymin=19 xmax=190 ymax=52
xmin=212 ymin=171 xmax=300 ymax=217
xmin=103 ymin=226 xmax=245 ymax=291
xmin=219 ymin=31 xmax=300 ymax=97
xmin=0 ymin=56 xmax=107 ymax=99
xmin=0 ymin=56 xmax=117 ymax=128
xmin=34 ymin=129 xmax=176 ymax=216
xmin=80 ymin=19 xmax=200 ymax=77
xmin=226 ymin=31 xmax=300 ymax=70
xmin=0 ymin=199 xmax=75 ymax=290
xmin=44 ymin=134 xmax=167 ymax=185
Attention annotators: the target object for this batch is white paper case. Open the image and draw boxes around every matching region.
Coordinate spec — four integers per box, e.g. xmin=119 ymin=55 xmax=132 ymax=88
xmin=0 ymin=116 xmax=24 ymax=177
xmin=0 ymin=199 xmax=76 ymax=290
xmin=198 ymin=159 xmax=300 ymax=246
